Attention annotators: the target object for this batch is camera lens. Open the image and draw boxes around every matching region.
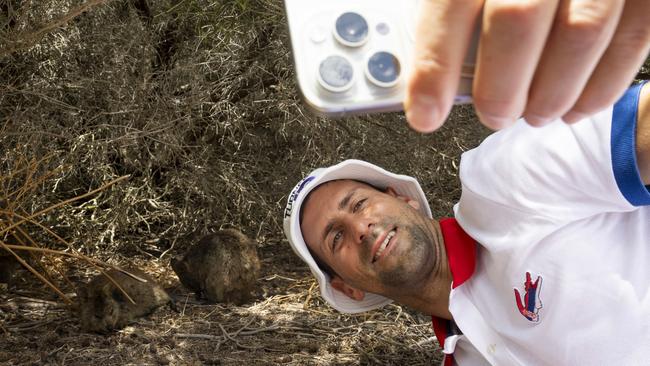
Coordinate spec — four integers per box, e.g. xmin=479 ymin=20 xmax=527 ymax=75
xmin=366 ymin=51 xmax=400 ymax=87
xmin=334 ymin=12 xmax=369 ymax=47
xmin=318 ymin=55 xmax=354 ymax=92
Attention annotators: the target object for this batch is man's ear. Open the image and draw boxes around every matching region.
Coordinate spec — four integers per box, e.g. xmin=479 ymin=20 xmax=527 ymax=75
xmin=331 ymin=276 xmax=365 ymax=301
xmin=385 ymin=187 xmax=420 ymax=210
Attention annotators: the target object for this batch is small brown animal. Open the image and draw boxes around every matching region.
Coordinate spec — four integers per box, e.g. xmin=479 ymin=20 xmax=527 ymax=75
xmin=171 ymin=228 xmax=260 ymax=305
xmin=77 ymin=267 xmax=171 ymax=333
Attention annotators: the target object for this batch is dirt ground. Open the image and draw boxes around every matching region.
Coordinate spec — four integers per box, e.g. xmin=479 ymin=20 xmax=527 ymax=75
xmin=2 ymin=227 xmax=457 ymax=365
xmin=1 ymin=250 xmax=445 ymax=365
xmin=1 ymin=1 xmax=647 ymax=365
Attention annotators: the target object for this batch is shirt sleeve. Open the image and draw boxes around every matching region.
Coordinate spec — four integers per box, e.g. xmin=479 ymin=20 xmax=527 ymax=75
xmin=611 ymin=81 xmax=650 ymax=206
xmin=456 ymin=83 xmax=649 ymax=226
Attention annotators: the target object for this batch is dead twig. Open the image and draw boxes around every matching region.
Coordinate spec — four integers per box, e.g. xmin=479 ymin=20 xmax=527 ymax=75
xmin=174 ymin=333 xmax=221 ymax=341
xmin=6 ymin=319 xmax=55 ymax=331
xmin=0 ymin=175 xmax=130 ymax=237
xmin=0 ymin=239 xmax=72 ymax=305
xmin=302 ymin=281 xmax=316 ymax=310
xmin=2 ymin=244 xmax=143 ymax=304
xmin=1 ymin=0 xmax=115 ymax=57
xmin=0 ymin=174 xmax=136 ymax=304
xmin=218 ymin=322 xmax=261 ymax=350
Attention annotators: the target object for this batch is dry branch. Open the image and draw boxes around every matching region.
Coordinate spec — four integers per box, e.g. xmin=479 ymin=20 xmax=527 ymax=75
xmin=0 ymin=239 xmax=71 ymax=304
xmin=1 ymin=0 xmax=114 ymax=57
xmin=3 ymin=244 xmax=145 ymax=304
xmin=0 ymin=175 xmax=130 ymax=237
xmin=1 ymin=174 xmax=134 ymax=305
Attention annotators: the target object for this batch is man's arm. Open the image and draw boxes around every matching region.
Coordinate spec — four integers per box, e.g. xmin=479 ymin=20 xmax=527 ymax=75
xmin=456 ymin=82 xmax=650 ymax=226
xmin=637 ymin=82 xmax=650 ymax=185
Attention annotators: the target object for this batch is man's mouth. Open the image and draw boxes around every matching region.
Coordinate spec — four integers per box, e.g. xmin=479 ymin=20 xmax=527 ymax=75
xmin=372 ymin=229 xmax=396 ymax=263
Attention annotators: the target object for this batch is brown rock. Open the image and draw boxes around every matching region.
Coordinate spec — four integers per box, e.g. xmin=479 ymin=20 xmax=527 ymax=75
xmin=171 ymin=228 xmax=260 ymax=305
xmin=77 ymin=267 xmax=171 ymax=333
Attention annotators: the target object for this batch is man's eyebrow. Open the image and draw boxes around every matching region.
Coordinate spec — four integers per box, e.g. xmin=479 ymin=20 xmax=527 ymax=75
xmin=320 ymin=188 xmax=359 ymax=245
xmin=338 ymin=188 xmax=357 ymax=210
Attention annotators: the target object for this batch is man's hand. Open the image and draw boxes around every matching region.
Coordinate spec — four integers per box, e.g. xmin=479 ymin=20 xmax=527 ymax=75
xmin=405 ymin=0 xmax=650 ymax=132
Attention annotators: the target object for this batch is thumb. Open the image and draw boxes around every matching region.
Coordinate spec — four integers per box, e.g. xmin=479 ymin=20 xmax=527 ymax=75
xmin=404 ymin=0 xmax=482 ymax=133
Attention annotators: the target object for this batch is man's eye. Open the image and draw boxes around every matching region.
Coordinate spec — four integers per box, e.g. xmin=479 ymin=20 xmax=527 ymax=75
xmin=332 ymin=231 xmax=342 ymax=250
xmin=353 ymin=199 xmax=366 ymax=212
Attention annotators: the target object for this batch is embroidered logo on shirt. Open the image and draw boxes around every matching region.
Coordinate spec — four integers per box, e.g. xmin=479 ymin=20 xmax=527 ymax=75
xmin=514 ymin=272 xmax=543 ymax=322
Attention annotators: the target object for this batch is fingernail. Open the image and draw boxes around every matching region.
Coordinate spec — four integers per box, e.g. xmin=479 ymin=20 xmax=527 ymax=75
xmin=562 ymin=111 xmax=588 ymax=124
xmin=405 ymin=97 xmax=439 ymax=133
xmin=475 ymin=110 xmax=515 ymax=130
xmin=523 ymin=113 xmax=552 ymax=127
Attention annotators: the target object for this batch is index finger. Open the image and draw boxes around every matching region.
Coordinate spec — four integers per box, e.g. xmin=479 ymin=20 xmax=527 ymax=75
xmin=405 ymin=0 xmax=483 ymax=133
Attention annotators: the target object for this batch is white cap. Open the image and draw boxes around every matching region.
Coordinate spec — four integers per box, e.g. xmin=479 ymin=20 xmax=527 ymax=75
xmin=283 ymin=159 xmax=432 ymax=313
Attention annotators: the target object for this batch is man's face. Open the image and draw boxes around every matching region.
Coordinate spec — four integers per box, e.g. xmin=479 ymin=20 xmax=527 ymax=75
xmin=300 ymin=180 xmax=438 ymax=298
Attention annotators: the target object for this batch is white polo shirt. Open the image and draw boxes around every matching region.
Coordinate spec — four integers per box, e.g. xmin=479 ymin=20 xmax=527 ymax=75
xmin=436 ymin=83 xmax=650 ymax=365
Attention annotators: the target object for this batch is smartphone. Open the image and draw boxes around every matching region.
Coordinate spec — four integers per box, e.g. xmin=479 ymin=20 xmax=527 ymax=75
xmin=283 ymin=0 xmax=479 ymax=117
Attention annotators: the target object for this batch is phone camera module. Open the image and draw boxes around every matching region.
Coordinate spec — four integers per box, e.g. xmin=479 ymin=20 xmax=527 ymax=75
xmin=334 ymin=12 xmax=369 ymax=47
xmin=318 ymin=55 xmax=355 ymax=92
xmin=365 ymin=51 xmax=401 ymax=88
xmin=376 ymin=22 xmax=390 ymax=35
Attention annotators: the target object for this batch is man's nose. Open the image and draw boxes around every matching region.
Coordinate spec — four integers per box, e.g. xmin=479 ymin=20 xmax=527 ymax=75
xmin=353 ymin=219 xmax=373 ymax=244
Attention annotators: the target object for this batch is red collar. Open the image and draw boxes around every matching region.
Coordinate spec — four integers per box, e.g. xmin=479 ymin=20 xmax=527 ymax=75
xmin=431 ymin=218 xmax=477 ymax=362
xmin=439 ymin=217 xmax=476 ymax=289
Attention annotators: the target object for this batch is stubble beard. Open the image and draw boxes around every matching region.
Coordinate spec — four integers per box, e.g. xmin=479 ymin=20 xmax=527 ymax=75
xmin=377 ymin=216 xmax=436 ymax=290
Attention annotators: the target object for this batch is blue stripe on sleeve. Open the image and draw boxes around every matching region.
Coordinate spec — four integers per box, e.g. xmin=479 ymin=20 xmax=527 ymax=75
xmin=611 ymin=81 xmax=650 ymax=206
